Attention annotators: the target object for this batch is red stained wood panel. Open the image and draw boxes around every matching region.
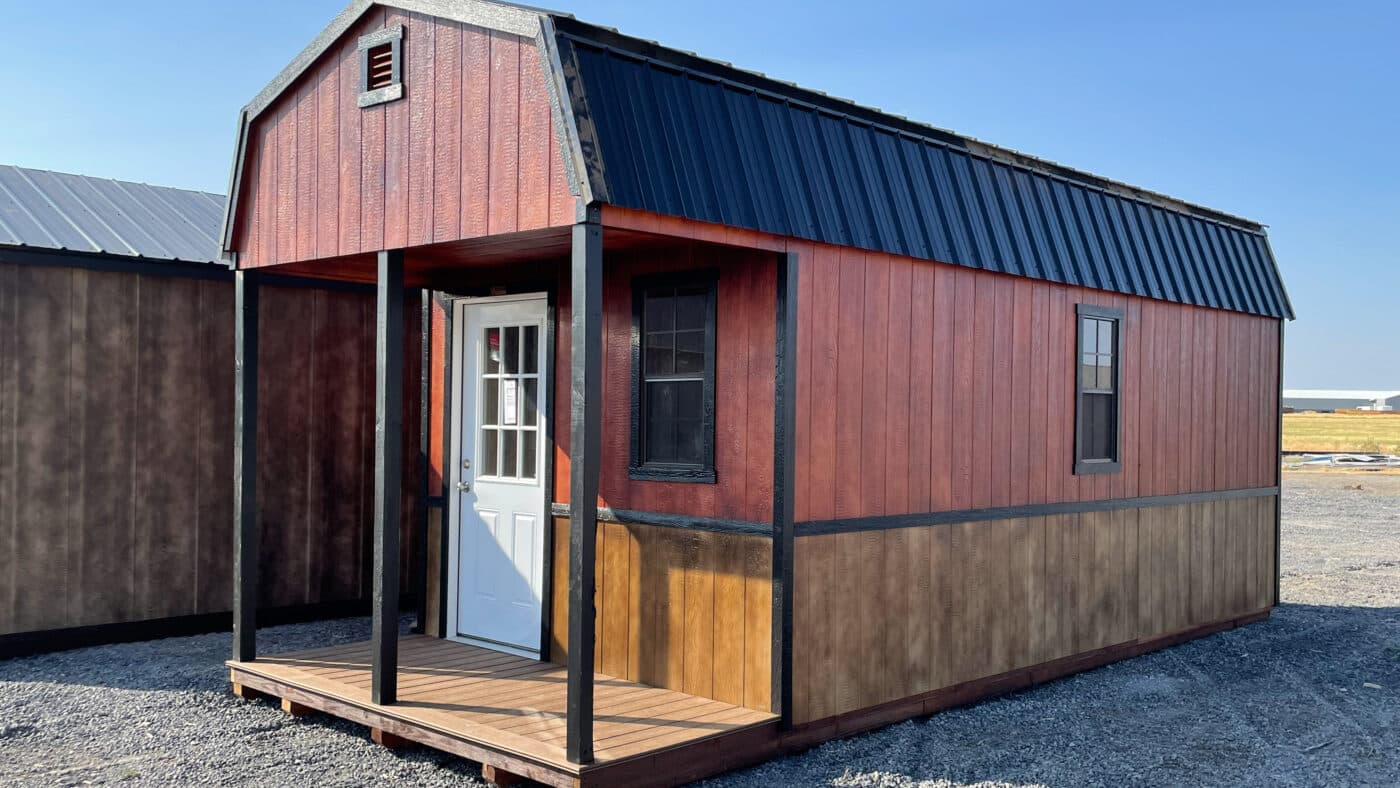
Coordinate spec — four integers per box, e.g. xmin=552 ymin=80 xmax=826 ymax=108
xmin=791 ymin=244 xmax=1280 ymax=520
xmin=232 ymin=13 xmax=574 ymax=268
xmin=545 ymin=242 xmax=776 ymax=522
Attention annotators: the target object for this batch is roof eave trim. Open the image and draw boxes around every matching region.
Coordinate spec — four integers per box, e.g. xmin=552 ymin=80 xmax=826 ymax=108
xmin=540 ymin=15 xmax=605 ymax=206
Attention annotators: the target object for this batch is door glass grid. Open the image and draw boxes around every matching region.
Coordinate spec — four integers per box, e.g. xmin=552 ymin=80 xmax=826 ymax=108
xmin=480 ymin=323 xmax=540 ymax=481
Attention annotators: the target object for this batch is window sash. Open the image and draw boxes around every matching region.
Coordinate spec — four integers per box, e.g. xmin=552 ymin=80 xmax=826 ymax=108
xmin=1074 ymin=305 xmax=1123 ymax=474
xmin=630 ymin=273 xmax=718 ymax=482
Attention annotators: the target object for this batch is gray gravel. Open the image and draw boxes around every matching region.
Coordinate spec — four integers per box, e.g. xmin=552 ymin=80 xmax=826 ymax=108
xmin=3 ymin=471 xmax=1398 ymax=786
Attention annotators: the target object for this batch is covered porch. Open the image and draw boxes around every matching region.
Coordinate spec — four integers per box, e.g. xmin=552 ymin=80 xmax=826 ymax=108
xmin=228 ymin=214 xmax=798 ymax=785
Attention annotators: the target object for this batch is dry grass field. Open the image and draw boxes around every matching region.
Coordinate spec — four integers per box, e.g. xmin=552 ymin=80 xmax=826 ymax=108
xmin=1283 ymin=411 xmax=1400 ymax=454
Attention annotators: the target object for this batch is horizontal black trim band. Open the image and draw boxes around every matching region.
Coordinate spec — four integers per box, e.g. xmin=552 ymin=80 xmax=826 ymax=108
xmin=796 ymin=487 xmax=1280 ymax=537
xmin=550 ymin=502 xmax=769 ymax=536
xmin=0 ymin=596 xmax=416 ymax=661
xmin=0 ymin=247 xmax=374 ymax=293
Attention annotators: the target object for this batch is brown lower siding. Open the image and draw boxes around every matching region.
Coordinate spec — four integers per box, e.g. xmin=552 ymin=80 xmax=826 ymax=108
xmin=792 ymin=494 xmax=1277 ymax=724
xmin=548 ymin=517 xmax=773 ymax=712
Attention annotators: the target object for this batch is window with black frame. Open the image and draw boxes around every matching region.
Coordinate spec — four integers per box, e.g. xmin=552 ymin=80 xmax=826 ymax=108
xmin=1075 ymin=304 xmax=1123 ymax=474
xmin=630 ymin=273 xmax=717 ymax=482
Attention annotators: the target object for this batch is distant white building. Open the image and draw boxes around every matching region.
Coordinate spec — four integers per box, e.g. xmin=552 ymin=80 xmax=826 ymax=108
xmin=1283 ymin=390 xmax=1400 ymax=412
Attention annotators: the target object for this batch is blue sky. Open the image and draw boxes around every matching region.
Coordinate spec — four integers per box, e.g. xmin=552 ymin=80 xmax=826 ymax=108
xmin=3 ymin=0 xmax=1395 ymax=388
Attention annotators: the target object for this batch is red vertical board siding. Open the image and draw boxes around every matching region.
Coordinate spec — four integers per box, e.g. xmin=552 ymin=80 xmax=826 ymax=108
xmin=905 ymin=259 xmax=933 ymax=515
xmin=487 ymin=32 xmax=521 ymax=236
xmin=784 ymin=238 xmax=1278 ymax=523
xmin=806 ymin=246 xmax=840 ymax=522
xmin=793 ymin=243 xmax=816 ymax=523
xmin=860 ymin=256 xmax=889 ymax=517
xmin=432 ymin=22 xmax=462 ymax=243
xmin=950 ymin=268 xmax=976 ymax=510
xmin=541 ymin=244 xmax=774 ymax=523
xmin=1009 ymin=279 xmax=1032 ymax=506
xmin=1028 ymin=283 xmax=1048 ymax=504
xmin=231 ymin=14 xmax=573 ymax=267
xmin=336 ymin=28 xmax=363 ymax=257
xmin=314 ymin=60 xmax=339 ymax=260
xmin=460 ymin=22 xmax=492 ymax=238
xmin=296 ymin=82 xmax=316 ymax=262
xmin=834 ymin=249 xmax=866 ymax=519
xmin=406 ymin=12 xmax=436 ymax=248
xmin=928 ymin=265 xmax=954 ymax=511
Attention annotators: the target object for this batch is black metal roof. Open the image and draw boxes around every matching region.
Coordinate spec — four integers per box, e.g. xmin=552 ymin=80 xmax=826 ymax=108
xmin=221 ymin=1 xmax=1290 ymax=319
xmin=551 ymin=18 xmax=1293 ymax=319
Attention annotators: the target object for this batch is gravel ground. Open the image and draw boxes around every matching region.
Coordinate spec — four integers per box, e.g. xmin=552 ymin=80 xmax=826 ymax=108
xmin=2 ymin=471 xmax=1397 ymax=787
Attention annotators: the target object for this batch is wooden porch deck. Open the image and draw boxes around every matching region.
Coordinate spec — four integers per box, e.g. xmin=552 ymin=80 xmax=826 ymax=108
xmin=227 ymin=635 xmax=779 ymax=787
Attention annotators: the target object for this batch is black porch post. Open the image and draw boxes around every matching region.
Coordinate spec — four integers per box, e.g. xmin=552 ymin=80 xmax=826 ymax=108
xmin=566 ymin=210 xmax=602 ymax=765
xmin=372 ymin=249 xmax=405 ymax=706
xmin=233 ymin=270 xmax=259 ymax=663
xmin=771 ymin=251 xmax=798 ymax=726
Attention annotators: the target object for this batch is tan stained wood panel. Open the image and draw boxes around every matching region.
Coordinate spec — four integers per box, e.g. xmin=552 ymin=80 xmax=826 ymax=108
xmin=792 ymin=496 xmax=1277 ymax=724
xmin=548 ymin=518 xmax=772 ymax=712
xmin=235 ymin=635 xmax=775 ymax=769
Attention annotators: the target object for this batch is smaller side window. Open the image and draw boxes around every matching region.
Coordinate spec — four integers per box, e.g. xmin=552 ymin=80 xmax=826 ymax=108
xmin=1074 ymin=304 xmax=1123 ymax=475
xmin=358 ymin=26 xmax=404 ymax=108
xmin=629 ymin=272 xmax=718 ymax=483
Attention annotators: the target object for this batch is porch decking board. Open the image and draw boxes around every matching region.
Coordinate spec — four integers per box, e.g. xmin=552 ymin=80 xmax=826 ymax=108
xmin=228 ymin=635 xmax=777 ymax=787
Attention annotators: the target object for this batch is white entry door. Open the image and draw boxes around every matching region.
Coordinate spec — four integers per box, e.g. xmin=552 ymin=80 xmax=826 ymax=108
xmin=449 ymin=294 xmax=548 ymax=657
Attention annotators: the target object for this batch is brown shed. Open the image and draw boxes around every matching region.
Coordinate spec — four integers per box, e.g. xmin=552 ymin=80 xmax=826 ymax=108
xmin=0 ymin=165 xmax=420 ymax=657
xmin=218 ymin=3 xmax=1291 ymax=786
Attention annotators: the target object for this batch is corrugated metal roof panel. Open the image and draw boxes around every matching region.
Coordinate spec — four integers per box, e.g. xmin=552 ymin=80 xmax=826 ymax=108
xmin=556 ymin=30 xmax=1292 ymax=319
xmin=0 ymin=165 xmax=225 ymax=265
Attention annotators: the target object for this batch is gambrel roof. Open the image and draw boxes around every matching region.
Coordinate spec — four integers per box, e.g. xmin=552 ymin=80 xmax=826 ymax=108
xmin=222 ymin=0 xmax=1293 ymax=319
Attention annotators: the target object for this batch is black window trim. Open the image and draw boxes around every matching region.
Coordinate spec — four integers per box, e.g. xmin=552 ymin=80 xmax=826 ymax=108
xmin=357 ymin=25 xmax=404 ymax=108
xmin=629 ymin=269 xmax=719 ymax=483
xmin=1074 ymin=303 xmax=1125 ymax=476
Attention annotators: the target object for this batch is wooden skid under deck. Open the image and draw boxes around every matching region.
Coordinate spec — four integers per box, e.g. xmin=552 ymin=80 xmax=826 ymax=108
xmin=227 ymin=635 xmax=778 ymax=788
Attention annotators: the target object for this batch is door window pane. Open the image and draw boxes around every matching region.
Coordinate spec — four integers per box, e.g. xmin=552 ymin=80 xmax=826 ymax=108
xmin=501 ymin=429 xmax=518 ymax=478
xmin=521 ymin=432 xmax=537 ymax=480
xmin=485 ymin=328 xmax=501 ymax=374
xmin=481 ymin=429 xmax=498 ymax=476
xmin=502 ymin=326 xmax=520 ymax=374
xmin=523 ymin=324 xmax=538 ymax=374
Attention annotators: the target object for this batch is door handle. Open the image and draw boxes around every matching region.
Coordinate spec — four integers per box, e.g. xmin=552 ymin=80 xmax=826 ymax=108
xmin=457 ymin=481 xmax=471 ymax=493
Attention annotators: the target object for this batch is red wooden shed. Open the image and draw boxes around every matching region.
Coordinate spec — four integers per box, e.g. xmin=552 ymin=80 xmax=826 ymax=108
xmin=219 ymin=2 xmax=1291 ymax=785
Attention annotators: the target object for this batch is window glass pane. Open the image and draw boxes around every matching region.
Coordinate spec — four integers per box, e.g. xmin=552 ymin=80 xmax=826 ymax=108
xmin=675 ymin=330 xmax=705 ymax=375
xmin=1096 ymin=356 xmax=1114 ymax=390
xmin=644 ymin=291 xmax=674 ymax=332
xmin=521 ymin=379 xmax=538 ymax=427
xmin=485 ymin=327 xmax=500 ymax=374
xmin=483 ymin=378 xmax=499 ymax=425
xmin=1081 ymin=355 xmax=1097 ymax=388
xmin=1098 ymin=319 xmax=1113 ymax=357
xmin=677 ymin=379 xmax=703 ymax=418
xmin=523 ymin=324 xmax=538 ymax=374
xmin=645 ymin=331 xmax=674 ymax=376
xmin=675 ymin=290 xmax=707 ymax=330
xmin=481 ymin=429 xmax=498 ymax=476
xmin=1079 ymin=393 xmax=1115 ymax=461
xmin=502 ymin=326 xmax=520 ymax=374
xmin=502 ymin=429 xmax=518 ymax=478
xmin=676 ymin=418 xmax=703 ymax=464
xmin=648 ymin=380 xmax=679 ymax=421
xmin=521 ymin=431 xmax=537 ymax=480
xmin=1081 ymin=318 xmax=1097 ymax=355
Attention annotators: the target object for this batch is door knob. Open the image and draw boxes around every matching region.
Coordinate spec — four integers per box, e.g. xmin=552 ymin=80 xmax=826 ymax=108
xmin=457 ymin=481 xmax=471 ymax=493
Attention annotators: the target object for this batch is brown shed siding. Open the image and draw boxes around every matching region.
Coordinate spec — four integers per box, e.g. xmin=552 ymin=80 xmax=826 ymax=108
xmin=0 ymin=263 xmax=421 ymax=637
xmin=792 ymin=496 xmax=1276 ymax=723
xmin=232 ymin=8 xmax=574 ymax=269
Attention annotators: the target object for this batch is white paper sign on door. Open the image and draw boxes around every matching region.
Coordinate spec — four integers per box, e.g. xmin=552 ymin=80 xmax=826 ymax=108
xmin=502 ymin=379 xmax=518 ymax=425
